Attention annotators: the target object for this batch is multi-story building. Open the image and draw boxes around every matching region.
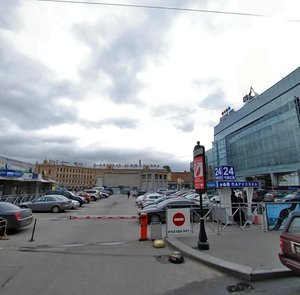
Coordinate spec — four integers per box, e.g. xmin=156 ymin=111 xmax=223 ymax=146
xmin=168 ymin=171 xmax=193 ymax=190
xmin=35 ymin=160 xmax=169 ymax=191
xmin=211 ymin=67 xmax=300 ymax=189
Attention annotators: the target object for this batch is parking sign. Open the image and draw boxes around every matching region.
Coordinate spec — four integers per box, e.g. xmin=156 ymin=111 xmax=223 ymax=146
xmin=214 ymin=165 xmax=235 ymax=180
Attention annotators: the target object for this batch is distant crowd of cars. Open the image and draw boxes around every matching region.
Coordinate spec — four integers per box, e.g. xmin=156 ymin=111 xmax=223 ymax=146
xmin=0 ymin=186 xmax=113 ymax=234
xmin=252 ymin=189 xmax=300 ymax=203
xmin=134 ymin=189 xmax=212 ymax=224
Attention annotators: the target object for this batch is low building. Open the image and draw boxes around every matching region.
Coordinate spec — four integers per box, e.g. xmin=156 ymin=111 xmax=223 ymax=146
xmin=168 ymin=171 xmax=192 ymax=190
xmin=0 ymin=156 xmax=53 ymax=196
xmin=35 ymin=161 xmax=168 ymax=192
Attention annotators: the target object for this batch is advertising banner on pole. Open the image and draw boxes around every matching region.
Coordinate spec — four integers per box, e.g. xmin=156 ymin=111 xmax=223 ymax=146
xmin=194 ymin=156 xmax=205 ymax=190
xmin=167 ymin=208 xmax=191 ymax=235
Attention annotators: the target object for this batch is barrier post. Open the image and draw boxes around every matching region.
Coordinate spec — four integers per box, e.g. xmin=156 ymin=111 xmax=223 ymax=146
xmin=0 ymin=220 xmax=9 ymax=240
xmin=139 ymin=212 xmax=148 ymax=241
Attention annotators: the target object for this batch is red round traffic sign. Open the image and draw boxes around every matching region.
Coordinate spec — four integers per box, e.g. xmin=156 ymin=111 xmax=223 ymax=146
xmin=173 ymin=212 xmax=185 ymax=226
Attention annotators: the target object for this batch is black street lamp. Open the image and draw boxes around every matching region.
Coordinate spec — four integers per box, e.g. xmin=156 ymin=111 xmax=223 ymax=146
xmin=193 ymin=141 xmax=209 ymax=250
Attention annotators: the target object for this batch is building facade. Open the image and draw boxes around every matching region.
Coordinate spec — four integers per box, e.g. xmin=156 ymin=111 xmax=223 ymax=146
xmin=0 ymin=156 xmax=53 ymax=195
xmin=35 ymin=161 xmax=168 ymax=191
xmin=212 ymin=67 xmax=300 ymax=189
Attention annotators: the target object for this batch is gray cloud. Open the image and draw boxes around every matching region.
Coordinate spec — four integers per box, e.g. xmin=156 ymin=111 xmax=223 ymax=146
xmin=0 ymin=0 xmax=216 ymax=172
xmin=0 ymin=39 xmax=79 ymax=130
xmin=73 ymin=5 xmax=175 ymax=105
xmin=198 ymin=89 xmax=229 ymax=110
xmin=0 ymin=0 xmax=22 ymax=30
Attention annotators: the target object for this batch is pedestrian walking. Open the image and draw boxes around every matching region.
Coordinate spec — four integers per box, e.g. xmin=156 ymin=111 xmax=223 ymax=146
xmin=127 ymin=191 xmax=130 ymax=198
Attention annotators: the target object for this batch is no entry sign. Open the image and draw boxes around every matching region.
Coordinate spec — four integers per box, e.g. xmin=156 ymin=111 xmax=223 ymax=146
xmin=173 ymin=212 xmax=185 ymax=226
xmin=167 ymin=208 xmax=191 ymax=236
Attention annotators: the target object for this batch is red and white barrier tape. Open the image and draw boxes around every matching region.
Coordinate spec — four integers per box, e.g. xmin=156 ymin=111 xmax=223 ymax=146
xmin=70 ymin=215 xmax=138 ymax=220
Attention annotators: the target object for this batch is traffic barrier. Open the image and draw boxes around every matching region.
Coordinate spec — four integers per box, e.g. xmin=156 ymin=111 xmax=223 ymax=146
xmin=0 ymin=219 xmax=9 ymax=240
xmin=70 ymin=215 xmax=138 ymax=220
xmin=139 ymin=212 xmax=148 ymax=241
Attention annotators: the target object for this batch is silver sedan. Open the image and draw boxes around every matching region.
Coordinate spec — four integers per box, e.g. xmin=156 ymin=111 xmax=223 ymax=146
xmin=19 ymin=195 xmax=72 ymax=213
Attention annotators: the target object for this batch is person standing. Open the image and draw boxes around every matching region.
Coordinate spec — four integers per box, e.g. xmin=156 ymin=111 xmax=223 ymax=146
xmin=127 ymin=191 xmax=130 ymax=198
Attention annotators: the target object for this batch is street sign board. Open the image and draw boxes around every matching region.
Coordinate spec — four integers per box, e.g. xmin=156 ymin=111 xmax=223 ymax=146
xmin=167 ymin=208 xmax=191 ymax=235
xmin=214 ymin=165 xmax=236 ymax=180
xmin=194 ymin=156 xmax=205 ymax=190
xmin=217 ymin=181 xmax=260 ymax=188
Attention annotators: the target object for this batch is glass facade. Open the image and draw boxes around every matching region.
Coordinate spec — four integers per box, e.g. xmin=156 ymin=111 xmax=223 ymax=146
xmin=212 ymin=67 xmax=300 ymax=188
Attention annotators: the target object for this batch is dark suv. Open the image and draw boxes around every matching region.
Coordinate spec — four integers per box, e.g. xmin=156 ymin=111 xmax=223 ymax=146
xmin=46 ymin=190 xmax=85 ymax=206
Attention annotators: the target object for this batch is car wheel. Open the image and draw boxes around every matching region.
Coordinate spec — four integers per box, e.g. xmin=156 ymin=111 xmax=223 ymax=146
xmin=150 ymin=214 xmax=160 ymax=224
xmin=52 ymin=206 xmax=60 ymax=213
xmin=92 ymin=196 xmax=96 ymax=201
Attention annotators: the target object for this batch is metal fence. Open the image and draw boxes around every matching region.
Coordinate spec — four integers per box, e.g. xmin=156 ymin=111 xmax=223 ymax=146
xmin=0 ymin=193 xmax=43 ymax=205
xmin=190 ymin=202 xmax=267 ymax=234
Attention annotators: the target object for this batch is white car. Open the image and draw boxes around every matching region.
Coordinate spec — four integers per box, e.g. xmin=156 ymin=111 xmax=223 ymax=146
xmin=82 ymin=189 xmax=100 ymax=201
xmin=136 ymin=193 xmax=162 ymax=207
xmin=71 ymin=200 xmax=80 ymax=209
xmin=210 ymin=195 xmax=221 ymax=203
xmin=194 ymin=193 xmax=211 ymax=206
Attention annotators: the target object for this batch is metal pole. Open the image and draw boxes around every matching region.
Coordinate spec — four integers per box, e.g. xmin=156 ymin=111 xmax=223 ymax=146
xmin=29 ymin=218 xmax=37 ymax=242
xmin=197 ymin=190 xmax=209 ymax=250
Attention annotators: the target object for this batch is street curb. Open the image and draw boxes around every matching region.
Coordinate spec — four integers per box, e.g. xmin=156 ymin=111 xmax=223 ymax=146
xmin=165 ymin=237 xmax=293 ymax=282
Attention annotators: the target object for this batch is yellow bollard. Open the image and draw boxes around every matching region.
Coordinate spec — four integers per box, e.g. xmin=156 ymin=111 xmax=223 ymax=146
xmin=0 ymin=220 xmax=9 ymax=240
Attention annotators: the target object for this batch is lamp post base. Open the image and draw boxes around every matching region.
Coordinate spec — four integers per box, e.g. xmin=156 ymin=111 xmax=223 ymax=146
xmin=198 ymin=218 xmax=209 ymax=250
xmin=198 ymin=241 xmax=210 ymax=250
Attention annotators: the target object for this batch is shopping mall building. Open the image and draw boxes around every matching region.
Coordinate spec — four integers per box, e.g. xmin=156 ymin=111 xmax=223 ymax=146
xmin=210 ymin=67 xmax=300 ymax=190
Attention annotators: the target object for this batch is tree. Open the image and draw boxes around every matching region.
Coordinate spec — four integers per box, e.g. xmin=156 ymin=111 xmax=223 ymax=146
xmin=163 ymin=165 xmax=171 ymax=172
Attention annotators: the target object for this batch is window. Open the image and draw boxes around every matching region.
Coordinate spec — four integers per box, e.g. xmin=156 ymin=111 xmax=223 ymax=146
xmin=287 ymin=216 xmax=300 ymax=237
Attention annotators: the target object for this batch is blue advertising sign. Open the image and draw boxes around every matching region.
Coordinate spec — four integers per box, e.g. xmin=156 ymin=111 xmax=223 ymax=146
xmin=206 ymin=181 xmax=217 ymax=189
xmin=266 ymin=203 xmax=300 ymax=231
xmin=217 ymin=181 xmax=260 ymax=188
xmin=214 ymin=166 xmax=236 ymax=180
xmin=0 ymin=170 xmax=23 ymax=177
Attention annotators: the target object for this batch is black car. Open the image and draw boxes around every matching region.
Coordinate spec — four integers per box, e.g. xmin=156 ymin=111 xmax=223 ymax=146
xmin=0 ymin=202 xmax=33 ymax=231
xmin=46 ymin=190 xmax=85 ymax=206
xmin=139 ymin=198 xmax=210 ymax=224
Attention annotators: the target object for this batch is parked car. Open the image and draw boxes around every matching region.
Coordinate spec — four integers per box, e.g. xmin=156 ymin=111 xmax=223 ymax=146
xmin=77 ymin=191 xmax=91 ymax=203
xmin=194 ymin=194 xmax=211 ymax=207
xmin=132 ymin=190 xmax=147 ymax=198
xmin=252 ymin=189 xmax=268 ymax=202
xmin=276 ymin=193 xmax=300 ymax=203
xmin=137 ymin=193 xmax=162 ymax=208
xmin=210 ymin=195 xmax=221 ymax=203
xmin=279 ymin=211 xmax=300 ymax=274
xmin=184 ymin=192 xmax=199 ymax=201
xmin=0 ymin=202 xmax=33 ymax=231
xmin=140 ymin=193 xmax=163 ymax=207
xmin=263 ymin=192 xmax=285 ymax=202
xmin=82 ymin=189 xmax=100 ymax=201
xmin=139 ymin=198 xmax=209 ymax=224
xmin=19 ymin=195 xmax=73 ymax=213
xmin=70 ymin=199 xmax=80 ymax=209
xmin=46 ymin=190 xmax=85 ymax=206
xmin=141 ymin=196 xmax=176 ymax=209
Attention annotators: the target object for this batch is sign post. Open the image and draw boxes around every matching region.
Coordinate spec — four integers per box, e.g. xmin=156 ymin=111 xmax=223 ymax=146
xmin=193 ymin=141 xmax=209 ymax=250
xmin=167 ymin=208 xmax=191 ymax=235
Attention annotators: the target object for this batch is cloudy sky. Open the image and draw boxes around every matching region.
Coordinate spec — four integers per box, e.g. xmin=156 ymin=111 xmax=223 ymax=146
xmin=1 ymin=0 xmax=300 ymax=171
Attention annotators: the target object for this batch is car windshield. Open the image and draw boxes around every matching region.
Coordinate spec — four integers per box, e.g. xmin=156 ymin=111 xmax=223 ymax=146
xmin=287 ymin=216 xmax=300 ymax=237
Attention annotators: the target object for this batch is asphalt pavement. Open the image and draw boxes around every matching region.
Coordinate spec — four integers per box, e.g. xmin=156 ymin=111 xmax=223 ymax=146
xmin=164 ymin=222 xmax=297 ymax=282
